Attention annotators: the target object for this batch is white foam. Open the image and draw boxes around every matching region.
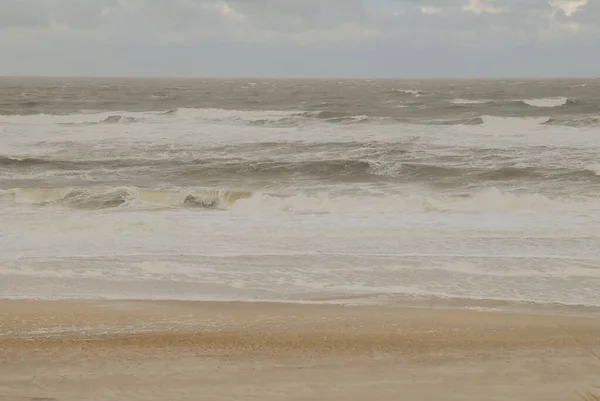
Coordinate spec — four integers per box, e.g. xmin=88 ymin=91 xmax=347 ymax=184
xmin=391 ymin=89 xmax=421 ymax=95
xmin=521 ymin=97 xmax=568 ymax=108
xmin=231 ymin=187 xmax=596 ymax=214
xmin=480 ymin=115 xmax=551 ymax=126
xmin=450 ymin=98 xmax=488 ymax=105
xmin=0 ymin=112 xmax=146 ymax=125
xmin=173 ymin=107 xmax=300 ymax=123
xmin=0 ymin=108 xmax=303 ymax=126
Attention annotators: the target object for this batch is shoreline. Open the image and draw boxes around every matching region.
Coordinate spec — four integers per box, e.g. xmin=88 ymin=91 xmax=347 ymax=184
xmin=2 ymin=299 xmax=600 ymax=400
xmin=3 ymin=299 xmax=600 ymax=352
xmin=3 ymin=292 xmax=600 ymax=318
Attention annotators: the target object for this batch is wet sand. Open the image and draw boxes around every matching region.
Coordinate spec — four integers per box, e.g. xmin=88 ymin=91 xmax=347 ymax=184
xmin=1 ymin=300 xmax=600 ymax=401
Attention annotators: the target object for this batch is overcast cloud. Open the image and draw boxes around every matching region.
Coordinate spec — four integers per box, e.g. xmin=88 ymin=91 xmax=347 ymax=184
xmin=0 ymin=0 xmax=598 ymax=77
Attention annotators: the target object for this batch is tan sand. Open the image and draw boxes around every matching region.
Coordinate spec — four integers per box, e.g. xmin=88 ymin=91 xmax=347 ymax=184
xmin=1 ymin=300 xmax=600 ymax=401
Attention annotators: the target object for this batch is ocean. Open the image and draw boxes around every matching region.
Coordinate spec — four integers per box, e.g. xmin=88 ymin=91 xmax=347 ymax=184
xmin=1 ymin=77 xmax=599 ymax=308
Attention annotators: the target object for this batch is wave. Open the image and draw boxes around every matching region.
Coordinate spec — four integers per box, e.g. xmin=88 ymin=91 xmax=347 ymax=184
xmin=2 ymin=186 xmax=596 ymax=213
xmin=478 ymin=115 xmax=551 ymax=127
xmin=170 ymin=107 xmax=301 ymax=123
xmin=61 ymin=115 xmax=142 ymax=126
xmin=445 ymin=97 xmax=579 ymax=111
xmin=422 ymin=117 xmax=484 ymax=126
xmin=1 ymin=187 xmax=252 ymax=210
xmin=0 ymin=113 xmax=143 ymax=126
xmin=427 ymin=115 xmax=550 ymax=127
xmin=445 ymin=115 xmax=600 ymax=128
xmin=241 ymin=187 xmax=600 ymax=213
xmin=449 ymin=99 xmax=489 ymax=105
xmin=520 ymin=97 xmax=570 ymax=108
xmin=2 ymin=102 xmax=596 ymax=128
xmin=542 ymin=116 xmax=600 ymax=128
xmin=4 ymin=153 xmax=600 ymax=186
xmin=232 ymin=188 xmax=597 ymax=213
xmin=98 ymin=115 xmax=140 ymax=124
xmin=0 ymin=156 xmax=383 ymax=176
xmin=165 ymin=108 xmax=381 ymax=126
xmin=163 ymin=106 xmax=588 ymax=128
xmin=388 ymin=89 xmax=422 ymax=96
xmin=0 ymin=156 xmax=83 ymax=170
xmin=168 ymin=108 xmax=594 ymax=128
xmin=584 ymin=164 xmax=600 ymax=176
xmin=0 ymin=108 xmax=301 ymax=126
xmin=297 ymin=111 xmax=379 ymax=124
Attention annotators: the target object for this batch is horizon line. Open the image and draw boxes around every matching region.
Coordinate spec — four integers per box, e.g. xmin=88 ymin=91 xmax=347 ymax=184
xmin=1 ymin=75 xmax=599 ymax=80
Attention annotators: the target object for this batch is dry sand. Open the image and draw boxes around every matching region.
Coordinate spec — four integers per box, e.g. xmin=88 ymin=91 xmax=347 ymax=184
xmin=1 ymin=300 xmax=600 ymax=401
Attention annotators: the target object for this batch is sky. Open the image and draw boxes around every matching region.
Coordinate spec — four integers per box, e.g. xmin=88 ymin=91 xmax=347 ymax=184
xmin=0 ymin=0 xmax=598 ymax=78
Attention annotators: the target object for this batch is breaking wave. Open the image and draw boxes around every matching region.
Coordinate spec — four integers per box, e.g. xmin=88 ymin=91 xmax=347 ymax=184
xmin=0 ymin=156 xmax=83 ymax=169
xmin=520 ymin=97 xmax=570 ymax=108
xmin=444 ymin=97 xmax=579 ymax=111
xmin=387 ymin=89 xmax=422 ymax=95
xmin=2 ymin=186 xmax=596 ymax=213
xmin=163 ymin=108 xmax=381 ymax=126
xmin=232 ymin=188 xmax=598 ymax=213
xmin=1 ymin=100 xmax=595 ymax=128
xmin=440 ymin=115 xmax=600 ymax=128
xmin=296 ymin=111 xmax=380 ymax=123
xmin=0 ymin=113 xmax=143 ymax=125
xmin=98 ymin=115 xmax=140 ymax=124
xmin=449 ymin=99 xmax=489 ymax=105
xmin=4 ymin=153 xmax=600 ymax=186
xmin=543 ymin=116 xmax=600 ymax=128
xmin=427 ymin=115 xmax=551 ymax=127
xmin=1 ymin=187 xmax=252 ymax=210
xmin=478 ymin=115 xmax=551 ymax=126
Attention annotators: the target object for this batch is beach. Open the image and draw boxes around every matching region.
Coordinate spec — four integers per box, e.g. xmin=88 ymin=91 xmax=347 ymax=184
xmin=2 ymin=300 xmax=600 ymax=400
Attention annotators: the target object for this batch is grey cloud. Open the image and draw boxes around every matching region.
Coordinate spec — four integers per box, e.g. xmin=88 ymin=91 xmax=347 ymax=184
xmin=0 ymin=0 xmax=598 ymax=47
xmin=0 ymin=0 xmax=598 ymax=77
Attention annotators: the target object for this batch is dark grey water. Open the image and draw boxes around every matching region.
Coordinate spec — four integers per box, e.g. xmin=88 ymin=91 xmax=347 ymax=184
xmin=1 ymin=77 xmax=599 ymax=125
xmin=1 ymin=78 xmax=600 ymax=196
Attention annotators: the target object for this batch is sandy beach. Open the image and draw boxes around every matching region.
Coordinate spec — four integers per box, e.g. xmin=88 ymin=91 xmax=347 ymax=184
xmin=1 ymin=300 xmax=600 ymax=401
xmin=3 ymin=77 xmax=600 ymax=401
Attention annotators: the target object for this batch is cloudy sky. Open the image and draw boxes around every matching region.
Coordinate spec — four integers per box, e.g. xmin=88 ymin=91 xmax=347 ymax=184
xmin=1 ymin=0 xmax=598 ymax=77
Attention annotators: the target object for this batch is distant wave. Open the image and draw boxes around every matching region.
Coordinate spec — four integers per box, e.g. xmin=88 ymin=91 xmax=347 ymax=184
xmin=297 ymin=111 xmax=380 ymax=124
xmin=387 ymin=89 xmax=422 ymax=95
xmin=464 ymin=115 xmax=600 ymax=128
xmin=98 ymin=115 xmax=140 ymax=124
xmin=425 ymin=115 xmax=550 ymax=127
xmin=422 ymin=117 xmax=484 ymax=126
xmin=170 ymin=107 xmax=301 ymax=123
xmin=2 ymin=186 xmax=597 ymax=213
xmin=0 ymin=99 xmax=594 ymax=128
xmin=446 ymin=97 xmax=578 ymax=110
xmin=449 ymin=99 xmax=489 ymax=105
xmin=478 ymin=115 xmax=551 ymax=126
xmin=0 ymin=156 xmax=83 ymax=170
xmin=425 ymin=114 xmax=600 ymax=128
xmin=0 ymin=113 xmax=143 ymax=126
xmin=167 ymin=108 xmax=387 ymax=125
xmin=520 ymin=97 xmax=570 ymax=108
xmin=4 ymin=154 xmax=600 ymax=185
xmin=61 ymin=115 xmax=141 ymax=126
